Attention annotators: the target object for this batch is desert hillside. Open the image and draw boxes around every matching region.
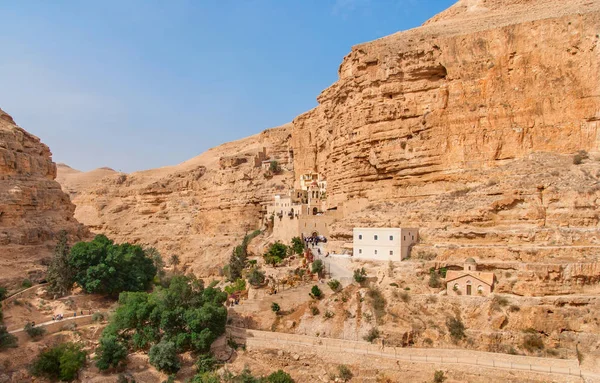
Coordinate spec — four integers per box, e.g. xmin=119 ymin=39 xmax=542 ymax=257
xmin=57 ymin=125 xmax=294 ymax=275
xmin=0 ymin=109 xmax=87 ymax=287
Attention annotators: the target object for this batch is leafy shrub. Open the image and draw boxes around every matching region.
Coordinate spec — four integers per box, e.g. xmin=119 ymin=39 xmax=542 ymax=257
xmin=195 ymin=353 xmax=219 ymax=374
xmin=21 ymin=279 xmax=33 ymax=288
xmin=290 ymin=237 xmax=304 ymax=255
xmin=522 ymin=334 xmax=544 ymax=353
xmin=508 ymin=304 xmax=520 ymax=312
xmin=353 ymin=268 xmax=367 ymax=284
xmin=267 ymin=369 xmax=295 ymax=382
xmin=367 ymin=287 xmax=386 ymax=324
xmin=311 ymin=260 xmax=324 ymax=275
xmin=428 ymin=269 xmax=441 ymax=288
xmin=269 ymin=160 xmax=282 ymax=174
xmin=264 ymin=242 xmax=289 ymax=266
xmin=328 ymin=279 xmax=341 ymax=292
xmin=46 ymin=230 xmax=75 ymax=297
xmin=573 ymin=150 xmax=588 ymax=165
xmin=311 ymin=306 xmax=320 ymax=316
xmin=491 ymin=295 xmax=509 ymax=311
xmin=363 ymin=327 xmax=380 ymax=342
xmin=25 ymin=322 xmax=46 ymax=340
xmin=310 ymin=285 xmax=323 ymax=299
xmin=95 ymin=335 xmax=128 ymax=370
xmin=433 ymin=370 xmax=447 ymax=383
xmin=149 ymin=340 xmax=180 ymax=374
xmin=247 ymin=267 xmax=266 ymax=287
xmin=224 ymin=278 xmax=246 ymax=294
xmin=399 ymin=291 xmax=410 ymax=303
xmin=324 ymin=310 xmax=335 ymax=319
xmin=0 ymin=325 xmax=17 ymax=350
xmin=30 ymin=342 xmax=86 ymax=382
xmin=92 ymin=312 xmax=106 ymax=322
xmin=389 ymin=282 xmax=398 ymax=288
xmin=69 ymin=234 xmax=156 ymax=296
xmin=271 ymin=302 xmax=281 ymax=314
xmin=446 ymin=317 xmax=465 ymax=342
xmin=337 ymin=365 xmax=353 ymax=382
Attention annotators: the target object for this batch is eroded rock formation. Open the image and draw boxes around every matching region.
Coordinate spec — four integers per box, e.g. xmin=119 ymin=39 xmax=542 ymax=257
xmin=0 ymin=109 xmax=87 ymax=286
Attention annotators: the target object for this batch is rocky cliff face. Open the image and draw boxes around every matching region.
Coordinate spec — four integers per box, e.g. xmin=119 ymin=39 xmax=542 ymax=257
xmin=291 ymin=0 xmax=600 ymax=288
xmin=57 ymin=125 xmax=294 ymax=275
xmin=0 ymin=109 xmax=87 ymax=286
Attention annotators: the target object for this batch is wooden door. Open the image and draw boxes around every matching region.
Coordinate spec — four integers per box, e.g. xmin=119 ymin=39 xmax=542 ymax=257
xmin=466 ymin=285 xmax=472 ymax=295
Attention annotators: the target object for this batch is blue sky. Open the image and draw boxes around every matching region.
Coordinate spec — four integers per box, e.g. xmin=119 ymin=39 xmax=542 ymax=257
xmin=0 ymin=0 xmax=455 ymax=172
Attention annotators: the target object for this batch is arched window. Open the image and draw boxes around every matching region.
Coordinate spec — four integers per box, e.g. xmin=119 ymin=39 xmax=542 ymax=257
xmin=466 ymin=280 xmax=472 ymax=285
xmin=477 ymin=285 xmax=483 ymax=293
xmin=453 ymin=283 xmax=459 ymax=290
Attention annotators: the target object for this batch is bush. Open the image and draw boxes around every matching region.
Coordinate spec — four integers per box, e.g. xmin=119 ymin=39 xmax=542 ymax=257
xmin=310 ymin=285 xmax=323 ymax=299
xmin=92 ymin=312 xmax=106 ymax=322
xmin=0 ymin=286 xmax=7 ymax=301
xmin=149 ymin=340 xmax=180 ymax=374
xmin=353 ymin=268 xmax=367 ymax=284
xmin=264 ymin=242 xmax=289 ymax=266
xmin=195 ymin=353 xmax=219 ymax=374
xmin=290 ymin=237 xmax=304 ymax=255
xmin=399 ymin=291 xmax=410 ymax=303
xmin=21 ymin=279 xmax=33 ymax=289
xmin=267 ymin=370 xmax=295 ymax=383
xmin=95 ymin=335 xmax=128 ymax=370
xmin=327 ymin=279 xmax=341 ymax=292
xmin=0 ymin=325 xmax=17 ymax=350
xmin=46 ymin=230 xmax=75 ymax=297
xmin=573 ymin=150 xmax=588 ymax=165
xmin=324 ymin=310 xmax=335 ymax=319
xmin=364 ymin=327 xmax=380 ymax=342
xmin=491 ymin=295 xmax=509 ymax=311
xmin=367 ymin=287 xmax=386 ymax=324
xmin=269 ymin=160 xmax=282 ymax=174
xmin=522 ymin=334 xmax=544 ymax=353
xmin=428 ymin=270 xmax=441 ymax=288
xmin=25 ymin=322 xmax=46 ymax=340
xmin=271 ymin=302 xmax=281 ymax=314
xmin=311 ymin=260 xmax=324 ymax=275
xmin=224 ymin=278 xmax=246 ymax=295
xmin=508 ymin=304 xmax=520 ymax=312
xmin=247 ymin=267 xmax=266 ymax=287
xmin=30 ymin=342 xmax=86 ymax=382
xmin=311 ymin=306 xmax=320 ymax=316
xmin=337 ymin=365 xmax=353 ymax=382
xmin=69 ymin=235 xmax=156 ymax=296
xmin=433 ymin=370 xmax=447 ymax=383
xmin=446 ymin=317 xmax=465 ymax=342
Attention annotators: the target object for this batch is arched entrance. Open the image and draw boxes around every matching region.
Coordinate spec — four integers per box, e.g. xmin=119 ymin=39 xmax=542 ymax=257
xmin=312 ymin=231 xmax=319 ymax=237
xmin=312 ymin=207 xmax=318 ymax=215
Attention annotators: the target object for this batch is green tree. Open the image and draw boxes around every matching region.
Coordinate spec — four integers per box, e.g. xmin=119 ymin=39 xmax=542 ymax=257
xmin=170 ymin=254 xmax=181 ymax=269
xmin=271 ymin=302 xmax=281 ymax=314
xmin=310 ymin=285 xmax=323 ymax=299
xmin=290 ymin=237 xmax=304 ymax=255
xmin=337 ymin=365 xmax=353 ymax=382
xmin=46 ymin=230 xmax=75 ymax=297
xmin=446 ymin=317 xmax=466 ymax=342
xmin=95 ymin=335 xmax=128 ymax=370
xmin=264 ymin=242 xmax=289 ymax=267
xmin=30 ymin=342 xmax=86 ymax=382
xmin=267 ymin=370 xmax=295 ymax=383
xmin=428 ymin=268 xmax=441 ymax=288
xmin=69 ymin=235 xmax=157 ymax=296
xmin=247 ymin=267 xmax=266 ymax=287
xmin=25 ymin=322 xmax=46 ymax=340
xmin=195 ymin=353 xmax=219 ymax=374
xmin=269 ymin=160 xmax=281 ymax=174
xmin=149 ymin=340 xmax=180 ymax=374
xmin=353 ymin=268 xmax=367 ymax=284
xmin=327 ymin=279 xmax=341 ymax=292
xmin=145 ymin=247 xmax=165 ymax=280
xmin=224 ymin=279 xmax=247 ymax=295
xmin=311 ymin=260 xmax=324 ymax=276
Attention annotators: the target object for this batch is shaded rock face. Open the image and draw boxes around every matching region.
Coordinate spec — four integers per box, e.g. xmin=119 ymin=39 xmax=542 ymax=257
xmin=290 ymin=0 xmax=600 ymax=288
xmin=0 ymin=109 xmax=87 ymax=286
xmin=58 ymin=125 xmax=294 ymax=275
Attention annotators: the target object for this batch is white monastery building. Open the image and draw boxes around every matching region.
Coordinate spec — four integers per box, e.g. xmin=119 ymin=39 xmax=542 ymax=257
xmin=353 ymin=228 xmax=418 ymax=261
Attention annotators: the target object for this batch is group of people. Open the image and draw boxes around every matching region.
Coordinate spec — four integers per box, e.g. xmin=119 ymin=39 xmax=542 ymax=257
xmin=51 ymin=310 xmax=89 ymax=321
xmin=303 ymin=235 xmax=326 ymax=247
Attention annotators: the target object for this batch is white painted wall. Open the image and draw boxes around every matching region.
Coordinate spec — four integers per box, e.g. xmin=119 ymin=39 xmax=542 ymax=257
xmin=353 ymin=227 xmax=418 ymax=261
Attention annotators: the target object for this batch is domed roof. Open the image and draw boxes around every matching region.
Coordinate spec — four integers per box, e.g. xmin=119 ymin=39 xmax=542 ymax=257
xmin=465 ymin=257 xmax=477 ymax=264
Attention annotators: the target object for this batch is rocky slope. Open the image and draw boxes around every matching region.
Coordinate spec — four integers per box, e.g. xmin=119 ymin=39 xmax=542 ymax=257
xmin=0 ymin=109 xmax=87 ymax=287
xmin=57 ymin=125 xmax=294 ymax=275
xmin=290 ymin=0 xmax=600 ymax=290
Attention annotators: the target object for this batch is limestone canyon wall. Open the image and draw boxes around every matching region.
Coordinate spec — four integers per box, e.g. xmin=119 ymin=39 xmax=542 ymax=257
xmin=291 ymin=0 xmax=600 ymax=288
xmin=0 ymin=109 xmax=87 ymax=287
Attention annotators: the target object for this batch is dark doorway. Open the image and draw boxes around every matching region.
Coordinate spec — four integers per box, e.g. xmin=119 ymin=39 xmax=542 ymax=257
xmin=312 ymin=207 xmax=318 ymax=215
xmin=466 ymin=285 xmax=472 ymax=296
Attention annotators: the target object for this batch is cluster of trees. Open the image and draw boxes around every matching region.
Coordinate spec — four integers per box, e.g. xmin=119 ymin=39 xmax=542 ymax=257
xmin=30 ymin=342 xmax=86 ymax=381
xmin=46 ymin=233 xmax=158 ymax=297
xmin=95 ymin=274 xmax=228 ymax=374
xmin=0 ymin=298 xmax=17 ymax=350
xmin=192 ymin=365 xmax=295 ymax=383
xmin=263 ymin=237 xmax=304 ymax=267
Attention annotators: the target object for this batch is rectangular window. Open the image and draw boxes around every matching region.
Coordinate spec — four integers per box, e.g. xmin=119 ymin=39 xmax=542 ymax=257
xmin=374 ymin=250 xmax=378 ymax=255
xmin=359 ymin=234 xmax=362 ymax=240
xmin=390 ymin=250 xmax=393 ymax=255
xmin=374 ymin=235 xmax=378 ymax=240
xmin=404 ymin=236 xmax=406 ymax=241
xmin=359 ymin=249 xmax=362 ymax=254
xmin=389 ymin=235 xmax=393 ymax=240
